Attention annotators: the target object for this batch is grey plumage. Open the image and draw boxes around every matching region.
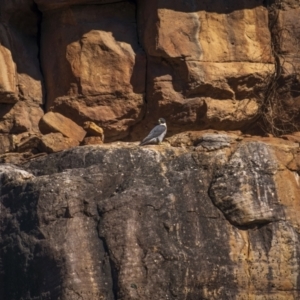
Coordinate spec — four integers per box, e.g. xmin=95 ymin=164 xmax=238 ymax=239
xmin=140 ymin=118 xmax=167 ymax=146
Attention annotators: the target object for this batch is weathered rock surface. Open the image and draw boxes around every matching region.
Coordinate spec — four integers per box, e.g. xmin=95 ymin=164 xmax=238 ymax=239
xmin=275 ymin=1 xmax=300 ymax=76
xmin=209 ymin=142 xmax=284 ymax=226
xmin=1 ymin=139 xmax=300 ymax=299
xmin=0 ymin=101 xmax=44 ymax=136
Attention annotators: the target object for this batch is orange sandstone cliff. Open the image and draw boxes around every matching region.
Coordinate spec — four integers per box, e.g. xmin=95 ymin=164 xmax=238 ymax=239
xmin=0 ymin=0 xmax=299 ymax=157
xmin=1 ymin=1 xmax=300 ymax=299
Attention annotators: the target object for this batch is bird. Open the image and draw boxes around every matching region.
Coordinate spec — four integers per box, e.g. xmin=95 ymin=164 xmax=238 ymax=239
xmin=139 ymin=118 xmax=167 ymax=146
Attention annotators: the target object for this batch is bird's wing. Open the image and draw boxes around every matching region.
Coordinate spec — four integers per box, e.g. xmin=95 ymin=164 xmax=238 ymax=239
xmin=142 ymin=125 xmax=166 ymax=142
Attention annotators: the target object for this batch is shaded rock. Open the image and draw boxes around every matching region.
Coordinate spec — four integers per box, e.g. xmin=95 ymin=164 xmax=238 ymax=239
xmin=0 ymin=101 xmax=44 ymax=134
xmin=0 ymin=25 xmax=18 ymax=104
xmin=0 ymin=134 xmax=12 ymax=154
xmin=274 ymin=1 xmax=300 ymax=75
xmin=0 ymin=152 xmax=47 ymax=164
xmin=35 ymin=0 xmax=121 ymax=11
xmin=39 ymin=132 xmax=79 ymax=153
xmin=209 ymin=142 xmax=284 ymax=226
xmin=17 ymin=135 xmax=41 ymax=153
xmin=262 ymin=1 xmax=300 ymax=134
xmin=83 ymin=121 xmax=104 ymax=140
xmin=39 ymin=112 xmax=86 ymax=142
xmin=82 ymin=136 xmax=103 ymax=146
xmin=0 ymin=0 xmax=44 ymax=135
xmin=0 ymin=0 xmax=43 ymax=105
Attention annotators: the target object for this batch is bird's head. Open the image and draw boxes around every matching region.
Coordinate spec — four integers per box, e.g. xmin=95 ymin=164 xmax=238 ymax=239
xmin=158 ymin=118 xmax=166 ymax=125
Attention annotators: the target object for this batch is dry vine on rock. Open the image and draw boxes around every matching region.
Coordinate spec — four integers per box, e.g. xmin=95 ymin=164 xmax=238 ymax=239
xmin=257 ymin=0 xmax=300 ymax=136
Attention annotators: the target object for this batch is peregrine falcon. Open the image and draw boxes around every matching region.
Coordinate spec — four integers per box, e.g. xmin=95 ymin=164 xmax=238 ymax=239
xmin=139 ymin=118 xmax=167 ymax=146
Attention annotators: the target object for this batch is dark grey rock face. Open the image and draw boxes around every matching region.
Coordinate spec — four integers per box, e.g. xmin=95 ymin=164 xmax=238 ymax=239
xmin=209 ymin=142 xmax=284 ymax=226
xmin=1 ymin=143 xmax=300 ymax=299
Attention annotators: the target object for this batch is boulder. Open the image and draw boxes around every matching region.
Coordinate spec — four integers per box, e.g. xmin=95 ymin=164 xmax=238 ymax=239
xmin=0 ymin=99 xmax=44 ymax=136
xmin=83 ymin=121 xmax=104 ymax=140
xmin=39 ymin=112 xmax=86 ymax=142
xmin=209 ymin=142 xmax=283 ymax=226
xmin=39 ymin=132 xmax=79 ymax=153
xmin=82 ymin=136 xmax=103 ymax=145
